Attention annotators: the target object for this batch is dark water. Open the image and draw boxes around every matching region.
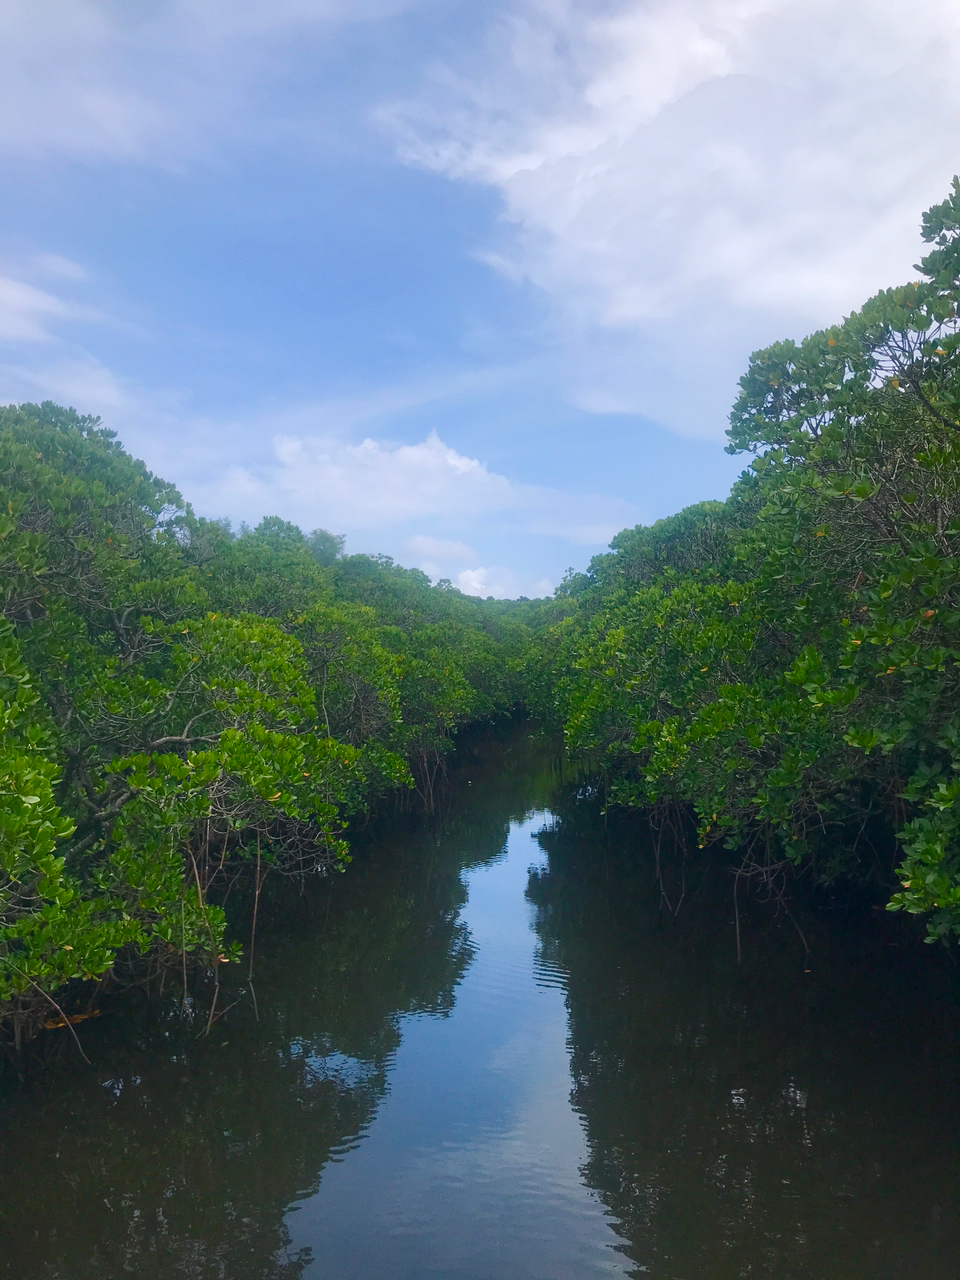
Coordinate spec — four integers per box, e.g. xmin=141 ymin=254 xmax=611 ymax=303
xmin=1 ymin=725 xmax=958 ymax=1279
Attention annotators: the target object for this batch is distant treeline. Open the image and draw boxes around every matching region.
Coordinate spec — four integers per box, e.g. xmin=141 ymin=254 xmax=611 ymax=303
xmin=5 ymin=179 xmax=960 ymax=1047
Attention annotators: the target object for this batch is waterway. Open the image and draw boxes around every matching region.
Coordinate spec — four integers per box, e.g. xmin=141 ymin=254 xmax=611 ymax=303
xmin=0 ymin=724 xmax=957 ymax=1278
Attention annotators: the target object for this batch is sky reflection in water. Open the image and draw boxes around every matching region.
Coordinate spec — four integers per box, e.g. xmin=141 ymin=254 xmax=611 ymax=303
xmin=0 ymin=725 xmax=957 ymax=1279
xmin=289 ymin=810 xmax=629 ymax=1279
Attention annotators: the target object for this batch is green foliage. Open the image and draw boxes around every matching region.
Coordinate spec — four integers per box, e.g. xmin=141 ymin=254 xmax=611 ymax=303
xmin=306 ymin=527 xmax=346 ymax=566
xmin=552 ymin=179 xmax=960 ymax=941
xmin=0 ymin=403 xmax=544 ymax=1045
xmin=19 ymin=178 xmax=960 ymax=1036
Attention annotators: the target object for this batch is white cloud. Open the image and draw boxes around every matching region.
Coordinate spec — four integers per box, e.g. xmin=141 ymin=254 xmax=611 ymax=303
xmin=0 ymin=0 xmax=422 ymax=161
xmin=0 ymin=353 xmax=130 ymax=410
xmin=456 ymin=566 xmax=495 ymax=595
xmin=456 ymin=566 xmax=553 ymax=599
xmin=0 ymin=277 xmax=103 ymax=343
xmin=33 ymin=254 xmax=90 ymax=283
xmin=272 ymin=430 xmax=515 ymax=524
xmin=138 ymin=404 xmax=641 ymax=597
xmin=405 ymin=538 xmax=557 ymax=597
xmin=383 ymin=0 xmax=960 ymax=434
xmin=226 ymin=368 xmax=516 ymax=440
xmin=5 ymin=0 xmax=948 ymax=446
xmin=198 ymin=427 xmax=635 ymax=543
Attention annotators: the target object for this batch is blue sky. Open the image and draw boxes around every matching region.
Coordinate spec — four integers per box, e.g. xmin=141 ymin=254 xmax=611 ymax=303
xmin=2 ymin=1 xmax=960 ymax=596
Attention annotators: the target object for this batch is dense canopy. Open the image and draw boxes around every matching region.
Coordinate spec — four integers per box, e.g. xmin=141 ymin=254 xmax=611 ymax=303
xmin=4 ymin=181 xmax=960 ymax=1050
xmin=0 ymin=407 xmax=542 ymax=1047
xmin=542 ymin=179 xmax=960 ymax=944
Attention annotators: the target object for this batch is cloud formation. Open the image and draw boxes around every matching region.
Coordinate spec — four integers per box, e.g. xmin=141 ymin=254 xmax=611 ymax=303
xmin=198 ymin=424 xmax=636 ymax=557
xmin=402 ymin=539 xmax=552 ymax=599
xmin=0 ymin=276 xmax=103 ymax=343
xmin=0 ymin=0 xmax=953 ymax=589
xmin=104 ymin=397 xmax=634 ymax=597
xmin=0 ymin=0 xmax=418 ymax=161
xmin=384 ymin=0 xmax=960 ymax=433
xmin=4 ymin=0 xmax=957 ymax=443
xmin=251 ymin=430 xmax=515 ymax=524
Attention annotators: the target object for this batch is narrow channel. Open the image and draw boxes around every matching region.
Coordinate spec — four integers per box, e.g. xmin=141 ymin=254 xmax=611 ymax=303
xmin=286 ymin=808 xmax=629 ymax=1278
xmin=0 ymin=723 xmax=958 ymax=1279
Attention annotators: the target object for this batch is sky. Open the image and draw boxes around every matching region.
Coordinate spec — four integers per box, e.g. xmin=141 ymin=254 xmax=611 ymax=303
xmin=2 ymin=1 xmax=959 ymax=597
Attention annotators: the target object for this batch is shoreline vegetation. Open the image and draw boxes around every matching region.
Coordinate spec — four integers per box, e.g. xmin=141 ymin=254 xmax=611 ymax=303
xmin=5 ymin=181 xmax=960 ymax=1056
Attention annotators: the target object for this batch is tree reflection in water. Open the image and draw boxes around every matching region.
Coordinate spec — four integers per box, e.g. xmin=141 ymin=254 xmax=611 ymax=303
xmin=0 ymin=724 xmax=555 ymax=1280
xmin=528 ymin=797 xmax=960 ymax=1280
xmin=2 ymin=726 xmax=956 ymax=1280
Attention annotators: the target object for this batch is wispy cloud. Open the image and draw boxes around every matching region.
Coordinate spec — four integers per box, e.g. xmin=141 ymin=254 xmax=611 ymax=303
xmin=3 ymin=0 xmax=941 ymax=588
xmin=0 ymin=353 xmax=136 ymax=428
xmin=33 ymin=254 xmax=90 ymax=283
xmin=0 ymin=276 xmax=105 ymax=343
xmin=381 ymin=0 xmax=960 ymax=434
xmin=5 ymin=0 xmax=952 ymax=445
xmin=0 ymin=0 xmax=423 ymax=162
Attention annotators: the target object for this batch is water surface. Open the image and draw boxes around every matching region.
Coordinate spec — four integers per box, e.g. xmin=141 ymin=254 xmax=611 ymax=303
xmin=0 ymin=726 xmax=957 ymax=1279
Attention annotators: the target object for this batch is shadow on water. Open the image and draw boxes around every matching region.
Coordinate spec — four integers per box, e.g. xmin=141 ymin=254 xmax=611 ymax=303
xmin=528 ymin=792 xmax=960 ymax=1280
xmin=0 ymin=724 xmax=555 ymax=1280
